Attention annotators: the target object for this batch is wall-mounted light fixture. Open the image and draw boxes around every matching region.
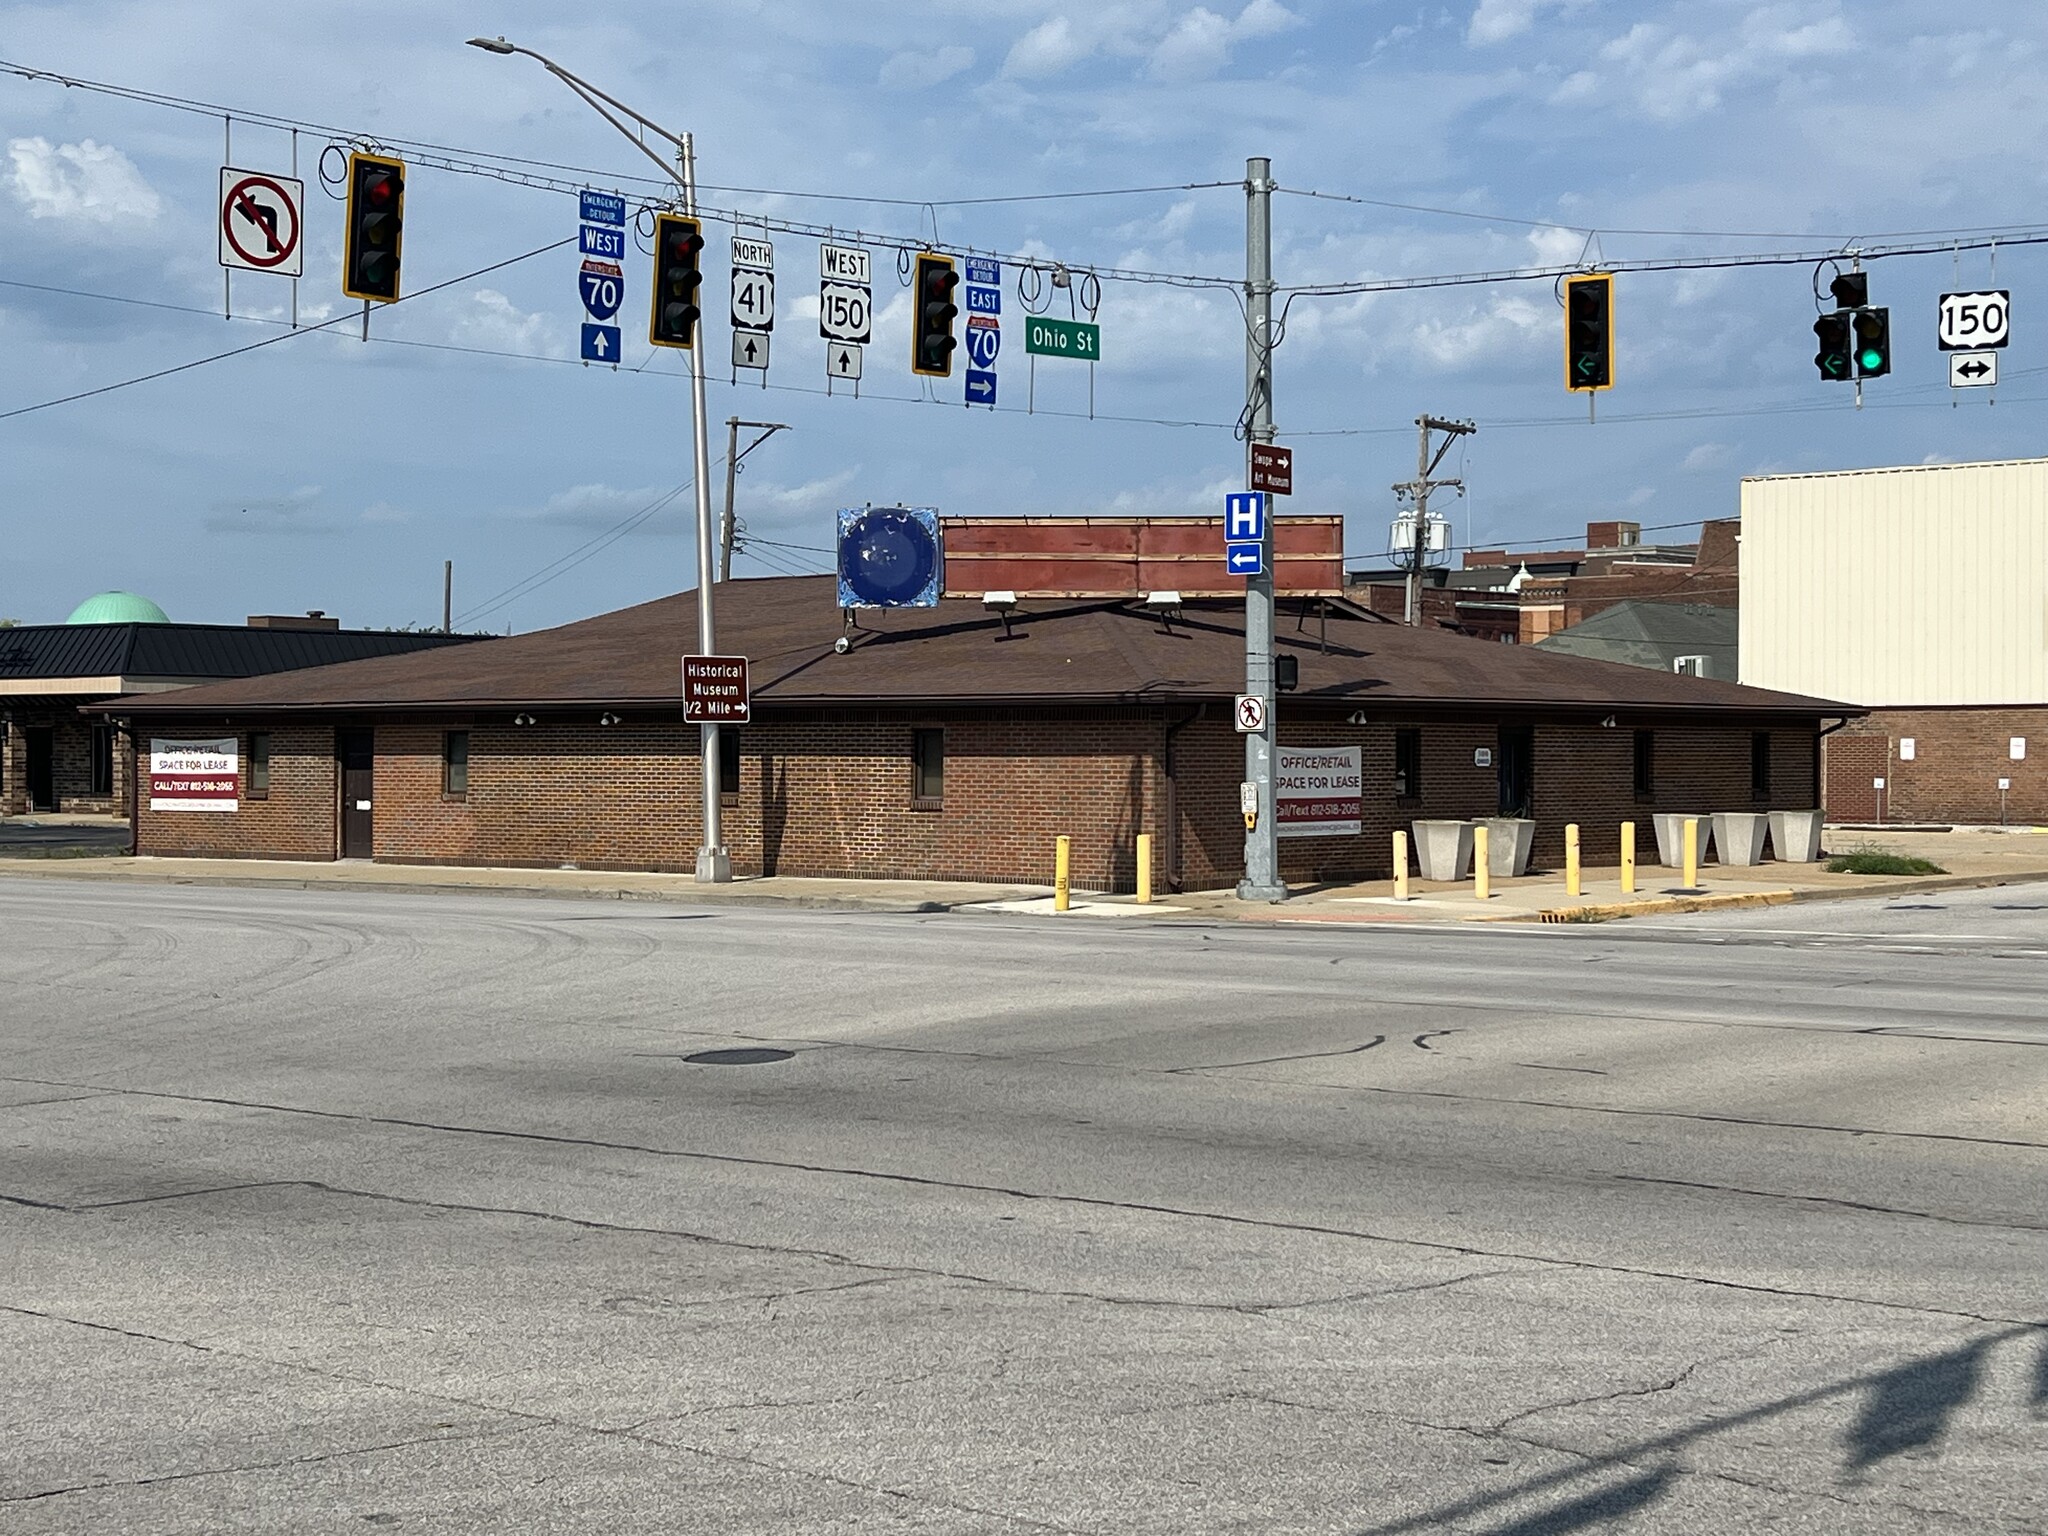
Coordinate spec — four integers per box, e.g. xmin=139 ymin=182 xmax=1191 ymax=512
xmin=513 ymin=713 xmax=536 ymax=727
xmin=599 ymin=712 xmax=621 ymax=727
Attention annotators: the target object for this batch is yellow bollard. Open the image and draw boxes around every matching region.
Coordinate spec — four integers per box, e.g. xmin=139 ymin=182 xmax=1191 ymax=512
xmin=1682 ymin=816 xmax=1699 ymax=890
xmin=1054 ymin=835 xmax=1071 ymax=912
xmin=1473 ymin=824 xmax=1491 ymax=901
xmin=1621 ymin=821 xmax=1636 ymax=894
xmin=1393 ymin=830 xmax=1410 ymax=901
xmin=1136 ymin=833 xmax=1153 ymax=905
xmin=1565 ymin=823 xmax=1581 ymax=897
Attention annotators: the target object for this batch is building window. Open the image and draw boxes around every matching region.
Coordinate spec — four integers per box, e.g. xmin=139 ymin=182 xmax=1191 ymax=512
xmin=1633 ymin=729 xmax=1655 ymax=800
xmin=89 ymin=723 xmax=114 ymax=797
xmin=718 ymin=728 xmax=740 ymax=802
xmin=443 ymin=730 xmax=469 ymax=797
xmin=1393 ymin=728 xmax=1421 ymax=800
xmin=247 ymin=731 xmax=271 ymax=798
xmin=1751 ymin=730 xmax=1771 ymax=799
xmin=912 ymin=728 xmax=944 ymax=806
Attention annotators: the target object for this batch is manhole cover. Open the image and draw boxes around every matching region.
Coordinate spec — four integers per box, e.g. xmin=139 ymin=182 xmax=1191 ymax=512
xmin=682 ymin=1048 xmax=794 ymax=1066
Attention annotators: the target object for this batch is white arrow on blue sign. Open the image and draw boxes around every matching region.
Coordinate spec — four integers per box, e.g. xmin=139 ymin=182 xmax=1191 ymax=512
xmin=579 ymin=190 xmax=627 ymax=227
xmin=1225 ymin=491 xmax=1267 ymax=542
xmin=1225 ymin=542 xmax=1263 ymax=576
xmin=966 ymin=370 xmax=996 ymax=405
xmin=581 ymin=323 xmax=621 ymax=363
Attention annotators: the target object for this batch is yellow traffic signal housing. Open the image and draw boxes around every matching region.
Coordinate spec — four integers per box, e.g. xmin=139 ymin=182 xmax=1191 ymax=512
xmin=649 ymin=213 xmax=705 ymax=350
xmin=1563 ymin=272 xmax=1613 ymax=392
xmin=342 ymin=152 xmax=406 ymax=303
xmin=911 ymin=252 xmax=960 ymax=378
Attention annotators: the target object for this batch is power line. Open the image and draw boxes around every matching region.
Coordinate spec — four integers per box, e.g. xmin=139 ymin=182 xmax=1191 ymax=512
xmin=1278 ymin=185 xmax=2048 ymax=245
xmin=0 ymin=238 xmax=576 ymax=422
xmin=454 ymin=481 xmax=693 ymax=627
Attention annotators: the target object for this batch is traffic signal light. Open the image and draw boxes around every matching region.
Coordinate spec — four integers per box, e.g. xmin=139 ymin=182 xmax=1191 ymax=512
xmin=1829 ymin=272 xmax=1868 ymax=310
xmin=911 ymin=252 xmax=959 ymax=378
xmin=342 ymin=152 xmax=405 ymax=303
xmin=1853 ymin=306 xmax=1891 ymax=378
xmin=1563 ymin=272 xmax=1613 ymax=392
xmin=1813 ymin=311 xmax=1853 ymax=382
xmin=649 ymin=213 xmax=704 ymax=349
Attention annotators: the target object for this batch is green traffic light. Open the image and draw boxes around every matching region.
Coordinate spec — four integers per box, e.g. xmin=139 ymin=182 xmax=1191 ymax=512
xmin=1859 ymin=349 xmax=1883 ymax=370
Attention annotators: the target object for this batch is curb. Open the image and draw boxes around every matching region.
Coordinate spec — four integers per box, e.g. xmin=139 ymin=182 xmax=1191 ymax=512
xmin=0 ymin=861 xmax=1012 ymax=917
xmin=1523 ymin=890 xmax=1796 ymax=923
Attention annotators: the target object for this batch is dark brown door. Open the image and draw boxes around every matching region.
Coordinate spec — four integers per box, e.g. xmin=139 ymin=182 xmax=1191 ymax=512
xmin=1497 ymin=725 xmax=1534 ymax=818
xmin=338 ymin=729 xmax=374 ymax=858
xmin=25 ymin=728 xmax=55 ymax=812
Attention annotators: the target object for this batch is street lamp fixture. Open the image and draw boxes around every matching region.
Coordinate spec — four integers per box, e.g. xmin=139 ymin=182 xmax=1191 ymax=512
xmin=467 ymin=37 xmax=729 ymax=882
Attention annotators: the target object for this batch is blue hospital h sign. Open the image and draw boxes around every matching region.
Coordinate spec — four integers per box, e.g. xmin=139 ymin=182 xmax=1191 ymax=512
xmin=1225 ymin=491 xmax=1267 ymax=543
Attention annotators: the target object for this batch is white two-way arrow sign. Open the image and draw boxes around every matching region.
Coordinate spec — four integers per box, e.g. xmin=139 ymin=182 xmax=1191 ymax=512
xmin=1950 ymin=351 xmax=1997 ymax=388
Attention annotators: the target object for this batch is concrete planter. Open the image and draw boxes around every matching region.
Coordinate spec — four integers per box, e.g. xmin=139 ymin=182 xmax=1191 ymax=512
xmin=1484 ymin=818 xmax=1536 ymax=877
xmin=1412 ymin=820 xmax=1475 ymax=882
xmin=1712 ymin=812 xmax=1770 ymax=867
xmin=1769 ymin=809 xmax=1824 ymax=863
xmin=1652 ymin=812 xmax=1714 ymax=867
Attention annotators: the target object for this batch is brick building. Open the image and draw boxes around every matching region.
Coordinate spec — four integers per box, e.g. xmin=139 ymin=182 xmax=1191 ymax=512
xmin=0 ymin=597 xmax=475 ymax=817
xmin=1348 ymin=519 xmax=1735 ymax=647
xmin=104 ymin=576 xmax=1848 ymax=889
xmin=1741 ymin=458 xmax=2048 ymax=824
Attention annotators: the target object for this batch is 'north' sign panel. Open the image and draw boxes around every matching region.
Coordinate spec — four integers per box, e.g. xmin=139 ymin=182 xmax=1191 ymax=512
xmin=683 ymin=655 xmax=751 ymax=724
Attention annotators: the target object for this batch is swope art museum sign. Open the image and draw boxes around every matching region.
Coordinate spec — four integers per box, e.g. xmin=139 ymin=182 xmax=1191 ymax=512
xmin=148 ymin=736 xmax=239 ymax=812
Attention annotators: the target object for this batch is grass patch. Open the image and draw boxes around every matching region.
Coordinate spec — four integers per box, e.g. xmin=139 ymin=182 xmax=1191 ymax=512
xmin=1825 ymin=848 xmax=1946 ymax=876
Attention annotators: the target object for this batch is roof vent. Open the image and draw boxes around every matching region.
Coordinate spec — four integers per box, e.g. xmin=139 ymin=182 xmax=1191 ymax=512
xmin=1673 ymin=654 xmax=1710 ymax=678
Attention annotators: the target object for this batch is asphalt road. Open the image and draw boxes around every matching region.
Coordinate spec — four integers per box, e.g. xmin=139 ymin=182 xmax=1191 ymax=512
xmin=0 ymin=820 xmax=128 ymax=857
xmin=2 ymin=877 xmax=2044 ymax=1534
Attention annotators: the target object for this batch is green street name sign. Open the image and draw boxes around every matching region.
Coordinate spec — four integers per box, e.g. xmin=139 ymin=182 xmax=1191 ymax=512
xmin=1024 ymin=315 xmax=1101 ymax=360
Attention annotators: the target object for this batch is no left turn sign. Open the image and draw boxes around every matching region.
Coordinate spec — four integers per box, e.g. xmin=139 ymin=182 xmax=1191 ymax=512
xmin=218 ymin=167 xmax=304 ymax=277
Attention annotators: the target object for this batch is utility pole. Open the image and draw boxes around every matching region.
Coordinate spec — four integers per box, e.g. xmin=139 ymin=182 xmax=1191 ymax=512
xmin=466 ymin=36 xmax=730 ymax=882
xmin=442 ymin=560 xmax=452 ymax=633
xmin=1237 ymin=156 xmax=1285 ymax=903
xmin=719 ymin=417 xmax=791 ymax=583
xmin=1395 ymin=416 xmax=1476 ymax=626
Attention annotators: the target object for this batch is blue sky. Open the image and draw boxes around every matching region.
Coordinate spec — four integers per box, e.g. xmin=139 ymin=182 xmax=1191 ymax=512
xmin=2 ymin=1 xmax=2044 ymax=630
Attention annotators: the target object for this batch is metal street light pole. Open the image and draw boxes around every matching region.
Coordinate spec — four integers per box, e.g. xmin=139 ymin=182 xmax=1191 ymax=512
xmin=467 ymin=37 xmax=729 ymax=882
xmin=1237 ymin=155 xmax=1284 ymax=903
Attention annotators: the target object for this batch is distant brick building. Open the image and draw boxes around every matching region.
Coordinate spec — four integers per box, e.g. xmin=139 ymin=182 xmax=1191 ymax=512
xmin=0 ymin=596 xmax=473 ymax=817
xmin=101 ymin=576 xmax=1849 ymax=889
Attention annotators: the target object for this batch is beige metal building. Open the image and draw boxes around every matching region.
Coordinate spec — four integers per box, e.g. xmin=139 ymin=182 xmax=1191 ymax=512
xmin=1741 ymin=457 xmax=2048 ymax=822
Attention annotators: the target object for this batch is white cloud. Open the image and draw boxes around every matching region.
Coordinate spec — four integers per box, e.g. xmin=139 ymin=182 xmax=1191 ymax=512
xmin=529 ymin=483 xmax=683 ymax=533
xmin=1682 ymin=442 xmax=1734 ymax=472
xmin=1004 ymin=16 xmax=1091 ymax=78
xmin=443 ymin=290 xmax=558 ymax=358
xmin=1468 ymin=0 xmax=1589 ymax=46
xmin=1409 ymin=295 xmax=1549 ymax=369
xmin=1525 ymin=224 xmax=1588 ymax=266
xmin=879 ymin=45 xmax=976 ymax=90
xmin=1148 ymin=0 xmax=1300 ymax=79
xmin=6 ymin=137 xmax=161 ymax=223
xmin=1626 ymin=485 xmax=1657 ymax=507
xmin=1595 ymin=12 xmax=1854 ymax=120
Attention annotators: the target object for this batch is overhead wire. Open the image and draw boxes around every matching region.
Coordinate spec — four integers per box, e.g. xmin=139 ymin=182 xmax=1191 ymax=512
xmin=0 ymin=238 xmax=576 ymax=422
xmin=453 ymin=481 xmax=694 ymax=627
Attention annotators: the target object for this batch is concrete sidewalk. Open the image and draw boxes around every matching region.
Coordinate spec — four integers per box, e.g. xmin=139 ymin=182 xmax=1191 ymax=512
xmin=2 ymin=827 xmax=2045 ymax=924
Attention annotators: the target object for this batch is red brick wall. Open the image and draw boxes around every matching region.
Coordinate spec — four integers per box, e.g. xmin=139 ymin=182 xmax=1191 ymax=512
xmin=1826 ymin=708 xmax=2048 ymax=824
xmin=131 ymin=708 xmax=1817 ymax=886
xmin=1 ymin=710 xmax=128 ymax=815
xmin=134 ymin=726 xmax=337 ymax=860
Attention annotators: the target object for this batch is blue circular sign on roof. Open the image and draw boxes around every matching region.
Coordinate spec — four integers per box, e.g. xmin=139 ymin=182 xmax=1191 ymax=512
xmin=836 ymin=507 xmax=942 ymax=608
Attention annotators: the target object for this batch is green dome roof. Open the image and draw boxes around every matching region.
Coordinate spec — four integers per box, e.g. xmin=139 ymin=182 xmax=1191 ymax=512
xmin=65 ymin=591 xmax=171 ymax=625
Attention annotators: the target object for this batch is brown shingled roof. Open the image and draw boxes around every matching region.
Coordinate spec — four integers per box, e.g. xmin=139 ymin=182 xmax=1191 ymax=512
xmin=101 ymin=574 xmax=1850 ymax=719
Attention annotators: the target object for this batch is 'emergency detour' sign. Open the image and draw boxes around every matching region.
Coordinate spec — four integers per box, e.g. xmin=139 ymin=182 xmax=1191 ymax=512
xmin=1276 ymin=745 xmax=1362 ymax=838
xmin=682 ymin=655 xmax=751 ymax=724
xmin=149 ymin=736 xmax=239 ymax=812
